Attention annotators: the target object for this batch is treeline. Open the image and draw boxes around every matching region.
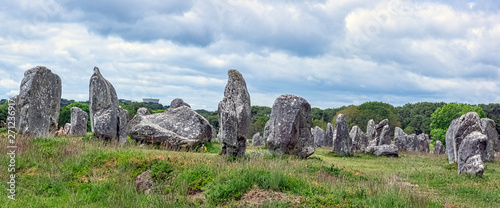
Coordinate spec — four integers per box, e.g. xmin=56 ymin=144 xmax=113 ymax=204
xmin=2 ymin=98 xmax=500 ymax=146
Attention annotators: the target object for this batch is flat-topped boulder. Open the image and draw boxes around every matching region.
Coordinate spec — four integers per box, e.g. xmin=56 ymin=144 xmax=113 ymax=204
xmin=265 ymin=94 xmax=314 ymax=158
xmin=17 ymin=66 xmax=62 ymax=137
xmin=218 ymin=69 xmax=251 ymax=157
xmin=128 ymin=103 xmax=213 ymax=148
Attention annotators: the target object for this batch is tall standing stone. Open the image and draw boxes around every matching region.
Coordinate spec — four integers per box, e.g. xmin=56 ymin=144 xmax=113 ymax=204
xmin=265 ymin=94 xmax=314 ymax=158
xmin=118 ymin=106 xmax=129 ymax=144
xmin=480 ymin=118 xmax=497 ymax=162
xmin=218 ymin=69 xmax=251 ymax=157
xmin=366 ymin=119 xmax=376 ymax=141
xmin=69 ymin=107 xmax=88 ymax=137
xmin=394 ymin=127 xmax=405 ymax=139
xmin=350 ymin=126 xmax=367 ymax=152
xmin=17 ymin=66 xmax=62 ymax=137
xmin=89 ymin=67 xmax=120 ymax=141
xmin=312 ymin=126 xmax=326 ymax=147
xmin=378 ymin=124 xmax=391 ymax=145
xmin=333 ymin=114 xmax=352 ymax=155
xmin=325 ymin=123 xmax=334 ymax=147
xmin=446 ymin=112 xmax=482 ymax=163
xmin=416 ymin=133 xmax=430 ymax=153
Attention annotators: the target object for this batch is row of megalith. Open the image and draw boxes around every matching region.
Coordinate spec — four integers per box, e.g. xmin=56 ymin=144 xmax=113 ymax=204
xmin=7 ymin=66 xmax=499 ymax=176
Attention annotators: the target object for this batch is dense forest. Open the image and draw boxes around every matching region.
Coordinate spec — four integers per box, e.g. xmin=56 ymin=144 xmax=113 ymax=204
xmin=1 ymin=98 xmax=500 ymax=146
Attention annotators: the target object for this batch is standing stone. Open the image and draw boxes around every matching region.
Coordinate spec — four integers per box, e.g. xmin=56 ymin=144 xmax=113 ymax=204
xmin=433 ymin=140 xmax=445 ymax=154
xmin=406 ymin=134 xmax=418 ymax=151
xmin=16 ymin=66 xmax=62 ymax=137
xmin=218 ymin=69 xmax=251 ymax=157
xmin=325 ymin=123 xmax=334 ymax=147
xmin=416 ymin=133 xmax=430 ymax=153
xmin=170 ymin=98 xmax=191 ymax=109
xmin=394 ymin=127 xmax=405 ymax=139
xmin=458 ymin=131 xmax=487 ymax=176
xmin=312 ymin=126 xmax=326 ymax=147
xmin=333 ymin=114 xmax=352 ymax=155
xmin=64 ymin=123 xmax=71 ymax=135
xmin=252 ymin=132 xmax=264 ymax=146
xmin=378 ymin=125 xmax=391 ymax=145
xmin=137 ymin=107 xmax=150 ymax=116
xmin=265 ymin=94 xmax=314 ymax=158
xmin=89 ymin=67 xmax=120 ymax=141
xmin=69 ymin=107 xmax=88 ymax=137
xmin=350 ymin=126 xmax=367 ymax=152
xmin=366 ymin=119 xmax=376 ymax=141
xmin=446 ymin=112 xmax=482 ymax=163
xmin=118 ymin=106 xmax=129 ymax=144
xmin=373 ymin=119 xmax=389 ymax=145
xmin=480 ymin=118 xmax=497 ymax=162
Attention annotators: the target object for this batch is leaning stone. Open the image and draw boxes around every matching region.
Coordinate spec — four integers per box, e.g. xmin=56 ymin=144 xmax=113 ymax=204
xmin=17 ymin=66 xmax=62 ymax=137
xmin=265 ymin=94 xmax=314 ymax=158
xmin=69 ymin=107 xmax=88 ymax=137
xmin=366 ymin=119 xmax=376 ymax=141
xmin=378 ymin=125 xmax=391 ymax=145
xmin=333 ymin=114 xmax=352 ymax=155
xmin=218 ymin=69 xmax=251 ymax=157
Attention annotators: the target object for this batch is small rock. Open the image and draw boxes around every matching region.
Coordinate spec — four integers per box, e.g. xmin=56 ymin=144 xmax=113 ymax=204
xmin=136 ymin=170 xmax=153 ymax=194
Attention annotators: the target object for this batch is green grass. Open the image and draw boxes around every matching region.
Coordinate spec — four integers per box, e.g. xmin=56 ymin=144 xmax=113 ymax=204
xmin=0 ymin=135 xmax=498 ymax=207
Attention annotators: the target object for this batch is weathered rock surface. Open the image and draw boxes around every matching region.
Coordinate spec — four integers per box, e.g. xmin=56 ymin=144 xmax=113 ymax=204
xmin=170 ymin=98 xmax=191 ymax=109
xmin=16 ymin=66 xmax=62 ymax=137
xmin=137 ymin=107 xmax=150 ymax=116
xmin=378 ymin=124 xmax=391 ymax=145
xmin=218 ymin=69 xmax=251 ymax=157
xmin=128 ymin=105 xmax=213 ymax=148
xmin=460 ymin=155 xmax=484 ymax=177
xmin=366 ymin=119 xmax=376 ymax=141
xmin=312 ymin=126 xmax=326 ymax=147
xmin=89 ymin=67 xmax=120 ymax=141
xmin=458 ymin=131 xmax=487 ymax=176
xmin=416 ymin=134 xmax=430 ymax=153
xmin=350 ymin=126 xmax=367 ymax=152
xmin=118 ymin=106 xmax=128 ymax=144
xmin=136 ymin=170 xmax=153 ymax=194
xmin=446 ymin=112 xmax=483 ymax=163
xmin=265 ymin=94 xmax=314 ymax=158
xmin=433 ymin=140 xmax=445 ymax=154
xmin=480 ymin=118 xmax=497 ymax=161
xmin=394 ymin=127 xmax=406 ymax=139
xmin=324 ymin=123 xmax=334 ymax=147
xmin=252 ymin=132 xmax=264 ymax=146
xmin=69 ymin=107 xmax=88 ymax=137
xmin=333 ymin=114 xmax=352 ymax=155
xmin=366 ymin=145 xmax=399 ymax=157
xmin=64 ymin=123 xmax=71 ymax=135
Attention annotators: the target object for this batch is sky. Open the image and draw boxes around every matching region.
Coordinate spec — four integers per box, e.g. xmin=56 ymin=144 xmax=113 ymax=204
xmin=1 ymin=0 xmax=500 ymax=110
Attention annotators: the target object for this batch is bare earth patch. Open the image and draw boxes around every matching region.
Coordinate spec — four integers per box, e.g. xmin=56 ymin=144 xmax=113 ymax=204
xmin=237 ymin=186 xmax=301 ymax=207
xmin=189 ymin=191 xmax=205 ymax=201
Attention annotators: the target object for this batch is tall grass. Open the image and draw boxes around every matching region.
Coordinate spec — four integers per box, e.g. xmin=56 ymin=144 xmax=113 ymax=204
xmin=0 ymin=133 xmax=498 ymax=207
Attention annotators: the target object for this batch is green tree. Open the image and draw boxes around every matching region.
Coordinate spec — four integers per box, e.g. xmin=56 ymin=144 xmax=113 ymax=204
xmin=58 ymin=102 xmax=91 ymax=132
xmin=0 ymin=100 xmax=9 ymax=123
xmin=395 ymin=102 xmax=445 ymax=135
xmin=430 ymin=103 xmax=486 ymax=146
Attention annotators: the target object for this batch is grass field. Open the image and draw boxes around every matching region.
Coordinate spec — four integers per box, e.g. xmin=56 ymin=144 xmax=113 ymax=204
xmin=0 ymin=133 xmax=498 ymax=207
